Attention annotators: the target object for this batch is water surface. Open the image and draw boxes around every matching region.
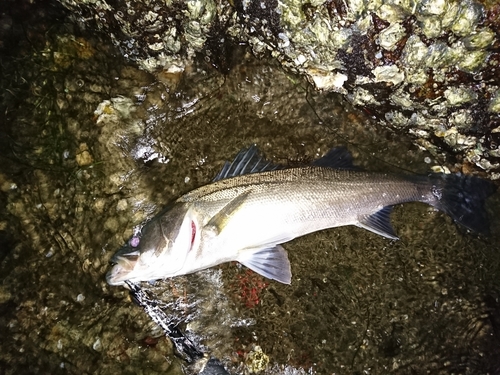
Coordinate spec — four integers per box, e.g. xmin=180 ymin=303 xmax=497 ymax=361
xmin=1 ymin=6 xmax=499 ymax=375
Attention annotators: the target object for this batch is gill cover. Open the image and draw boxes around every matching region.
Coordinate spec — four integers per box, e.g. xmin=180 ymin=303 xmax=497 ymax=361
xmin=106 ymin=203 xmax=196 ymax=285
xmin=140 ymin=203 xmax=196 ymax=276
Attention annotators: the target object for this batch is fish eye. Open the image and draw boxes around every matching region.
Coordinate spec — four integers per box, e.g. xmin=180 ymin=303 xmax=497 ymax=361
xmin=129 ymin=236 xmax=140 ymax=247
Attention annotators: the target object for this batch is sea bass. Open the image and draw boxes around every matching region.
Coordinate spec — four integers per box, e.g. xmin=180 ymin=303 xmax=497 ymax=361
xmin=106 ymin=146 xmax=496 ymax=286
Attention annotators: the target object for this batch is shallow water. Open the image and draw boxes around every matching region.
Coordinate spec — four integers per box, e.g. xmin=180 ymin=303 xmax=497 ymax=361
xmin=1 ymin=5 xmax=500 ymax=375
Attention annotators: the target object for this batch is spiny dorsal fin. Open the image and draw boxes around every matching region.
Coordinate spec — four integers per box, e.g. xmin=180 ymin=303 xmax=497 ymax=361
xmin=213 ymin=145 xmax=281 ymax=181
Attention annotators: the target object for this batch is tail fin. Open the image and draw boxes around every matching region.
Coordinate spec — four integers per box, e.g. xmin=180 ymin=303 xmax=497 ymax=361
xmin=429 ymin=173 xmax=497 ymax=234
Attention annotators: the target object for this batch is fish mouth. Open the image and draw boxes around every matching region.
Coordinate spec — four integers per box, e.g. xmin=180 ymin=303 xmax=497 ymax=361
xmin=106 ymin=254 xmax=138 ymax=286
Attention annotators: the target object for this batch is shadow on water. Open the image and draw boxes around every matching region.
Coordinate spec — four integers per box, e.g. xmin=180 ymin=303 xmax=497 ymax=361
xmin=1 ymin=1 xmax=500 ymax=374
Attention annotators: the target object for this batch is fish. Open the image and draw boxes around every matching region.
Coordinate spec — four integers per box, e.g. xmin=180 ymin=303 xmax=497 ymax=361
xmin=106 ymin=146 xmax=497 ymax=286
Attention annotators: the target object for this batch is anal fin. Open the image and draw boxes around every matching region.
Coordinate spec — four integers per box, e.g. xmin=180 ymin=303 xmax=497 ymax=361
xmin=357 ymin=206 xmax=398 ymax=240
xmin=237 ymin=245 xmax=292 ymax=284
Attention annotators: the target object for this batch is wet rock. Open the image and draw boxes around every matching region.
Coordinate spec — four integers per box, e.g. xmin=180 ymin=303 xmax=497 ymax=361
xmin=75 ymin=143 xmax=94 ymax=166
xmin=56 ymin=0 xmax=500 ymax=178
xmin=1 ymin=1 xmax=500 ymax=374
xmin=245 ymin=345 xmax=270 ymax=373
xmin=0 ymin=285 xmax=12 ymax=304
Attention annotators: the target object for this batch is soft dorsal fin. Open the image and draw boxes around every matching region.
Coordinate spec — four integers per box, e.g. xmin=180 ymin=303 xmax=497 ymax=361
xmin=356 ymin=206 xmax=398 ymax=239
xmin=213 ymin=145 xmax=281 ymax=181
xmin=312 ymin=147 xmax=356 ymax=170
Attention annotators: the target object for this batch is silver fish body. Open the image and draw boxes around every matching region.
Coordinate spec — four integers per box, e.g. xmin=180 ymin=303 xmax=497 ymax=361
xmin=106 ymin=147 xmax=496 ymax=286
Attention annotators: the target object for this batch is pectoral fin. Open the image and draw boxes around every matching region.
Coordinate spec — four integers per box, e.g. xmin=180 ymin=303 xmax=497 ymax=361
xmin=357 ymin=206 xmax=399 ymax=240
xmin=237 ymin=245 xmax=292 ymax=284
xmin=205 ymin=191 xmax=250 ymax=234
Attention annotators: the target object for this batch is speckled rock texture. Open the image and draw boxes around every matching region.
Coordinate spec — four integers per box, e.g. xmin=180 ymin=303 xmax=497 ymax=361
xmin=57 ymin=0 xmax=500 ymax=178
xmin=2 ymin=1 xmax=500 ymax=374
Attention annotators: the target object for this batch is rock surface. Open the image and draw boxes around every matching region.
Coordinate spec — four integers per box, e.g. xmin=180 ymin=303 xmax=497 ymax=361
xmin=57 ymin=0 xmax=500 ymax=177
xmin=1 ymin=1 xmax=500 ymax=374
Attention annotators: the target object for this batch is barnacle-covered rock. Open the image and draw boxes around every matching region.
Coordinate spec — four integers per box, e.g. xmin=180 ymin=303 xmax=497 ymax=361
xmin=233 ymin=0 xmax=500 ymax=176
xmin=57 ymin=0 xmax=500 ymax=177
xmin=60 ymin=0 xmax=237 ymax=72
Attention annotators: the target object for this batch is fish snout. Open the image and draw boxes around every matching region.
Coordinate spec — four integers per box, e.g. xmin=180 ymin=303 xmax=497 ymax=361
xmin=106 ymin=254 xmax=138 ymax=286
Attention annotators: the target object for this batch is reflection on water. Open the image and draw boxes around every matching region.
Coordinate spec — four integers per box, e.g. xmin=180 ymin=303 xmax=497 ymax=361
xmin=0 ymin=3 xmax=499 ymax=375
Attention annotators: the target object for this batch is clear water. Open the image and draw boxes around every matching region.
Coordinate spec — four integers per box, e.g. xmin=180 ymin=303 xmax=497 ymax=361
xmin=1 ymin=4 xmax=499 ymax=375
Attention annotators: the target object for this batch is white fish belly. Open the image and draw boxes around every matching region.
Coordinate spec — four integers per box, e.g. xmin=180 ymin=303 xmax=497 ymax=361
xmin=212 ymin=194 xmax=360 ymax=252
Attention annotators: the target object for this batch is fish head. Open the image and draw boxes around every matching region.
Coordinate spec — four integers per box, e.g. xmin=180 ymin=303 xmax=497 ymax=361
xmin=106 ymin=203 xmax=201 ymax=286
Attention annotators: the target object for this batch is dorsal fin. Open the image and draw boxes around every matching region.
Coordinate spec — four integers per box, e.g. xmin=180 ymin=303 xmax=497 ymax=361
xmin=213 ymin=145 xmax=281 ymax=181
xmin=312 ymin=146 xmax=356 ymax=169
xmin=214 ymin=145 xmax=357 ymax=182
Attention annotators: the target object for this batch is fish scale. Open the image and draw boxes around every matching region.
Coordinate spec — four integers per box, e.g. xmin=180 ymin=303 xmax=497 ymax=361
xmin=107 ymin=146 xmax=496 ymax=286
